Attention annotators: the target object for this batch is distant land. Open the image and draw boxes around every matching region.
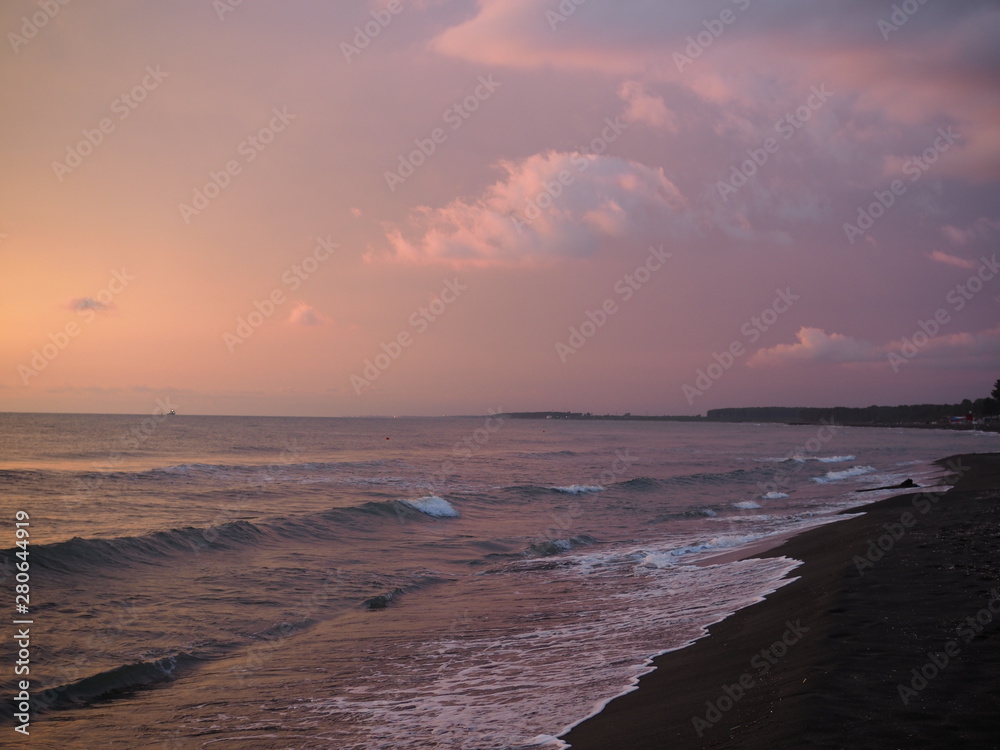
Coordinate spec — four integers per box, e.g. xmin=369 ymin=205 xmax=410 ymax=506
xmin=500 ymin=401 xmax=999 ymax=429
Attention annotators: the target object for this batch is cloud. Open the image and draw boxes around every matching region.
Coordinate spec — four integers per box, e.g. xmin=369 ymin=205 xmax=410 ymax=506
xmin=750 ymin=324 xmax=1000 ymax=370
xmin=377 ymin=150 xmax=692 ymax=266
xmin=618 ymin=81 xmax=676 ymax=130
xmin=749 ymin=327 xmax=881 ymax=367
xmin=430 ymin=1 xmax=1000 ymax=180
xmin=942 ymin=218 xmax=1000 ymax=246
xmin=287 ymin=302 xmax=327 ymax=326
xmin=68 ymin=297 xmax=112 ymax=312
xmin=928 ymin=250 xmax=978 ymax=269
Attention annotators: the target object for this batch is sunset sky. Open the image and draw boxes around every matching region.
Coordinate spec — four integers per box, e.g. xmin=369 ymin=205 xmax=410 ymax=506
xmin=2 ymin=0 xmax=999 ymax=416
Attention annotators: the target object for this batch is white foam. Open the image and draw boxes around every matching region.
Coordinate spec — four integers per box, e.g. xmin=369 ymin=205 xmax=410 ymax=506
xmin=735 ymin=500 xmax=762 ymax=509
xmin=400 ymin=495 xmax=460 ymax=518
xmin=302 ymin=551 xmax=803 ymax=749
xmin=666 ymin=533 xmax=768 ymax=558
xmin=760 ymin=492 xmax=789 ymax=500
xmin=550 ymin=485 xmax=604 ymax=494
xmin=817 ymin=455 xmax=855 ymax=463
xmin=811 ymin=465 xmax=876 ymax=483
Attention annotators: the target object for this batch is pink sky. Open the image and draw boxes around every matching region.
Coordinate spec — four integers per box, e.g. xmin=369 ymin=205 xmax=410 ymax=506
xmin=2 ymin=0 xmax=999 ymax=416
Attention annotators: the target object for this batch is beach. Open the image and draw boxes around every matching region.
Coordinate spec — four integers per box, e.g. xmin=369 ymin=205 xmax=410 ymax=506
xmin=562 ymin=451 xmax=1000 ymax=749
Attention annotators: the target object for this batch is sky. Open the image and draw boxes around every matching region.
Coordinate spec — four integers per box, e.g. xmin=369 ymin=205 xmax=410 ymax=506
xmin=2 ymin=0 xmax=999 ymax=417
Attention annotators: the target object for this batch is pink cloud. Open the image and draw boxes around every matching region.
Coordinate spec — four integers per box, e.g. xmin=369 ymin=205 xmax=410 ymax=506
xmin=68 ymin=298 xmax=113 ymax=313
xmin=750 ymin=325 xmax=1000 ymax=371
xmin=928 ymin=250 xmax=978 ymax=270
xmin=618 ymin=81 xmax=677 ymax=130
xmin=287 ymin=302 xmax=327 ymax=326
xmin=377 ymin=150 xmax=691 ymax=267
xmin=749 ymin=327 xmax=881 ymax=367
xmin=430 ymin=1 xmax=1000 ymax=180
xmin=942 ymin=218 xmax=1000 ymax=246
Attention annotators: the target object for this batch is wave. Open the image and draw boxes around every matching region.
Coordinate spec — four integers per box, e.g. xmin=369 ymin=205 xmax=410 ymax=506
xmin=664 ymin=533 xmax=769 ymax=560
xmin=364 ymin=587 xmax=408 ymax=610
xmin=25 ymin=521 xmax=268 ymax=572
xmin=525 ymin=534 xmax=597 ymax=558
xmin=651 ymin=506 xmax=718 ymax=523
xmin=758 ymin=454 xmax=856 ymax=464
xmin=398 ymin=495 xmax=460 ymax=518
xmin=7 ymin=496 xmax=462 ymax=574
xmin=811 ymin=465 xmax=876 ymax=483
xmin=616 ymin=477 xmax=662 ymax=490
xmin=760 ymin=492 xmax=789 ymax=500
xmin=5 ymin=652 xmax=204 ymax=718
xmin=550 ymin=485 xmax=604 ymax=494
xmin=611 ymin=468 xmax=777 ymax=494
xmin=632 ymin=533 xmax=768 ymax=568
xmin=363 ymin=574 xmax=450 ymax=611
xmin=735 ymin=500 xmax=762 ymax=509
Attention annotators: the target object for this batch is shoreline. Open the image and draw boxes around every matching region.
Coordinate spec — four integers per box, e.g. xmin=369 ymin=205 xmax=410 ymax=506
xmin=561 ymin=452 xmax=1000 ymax=749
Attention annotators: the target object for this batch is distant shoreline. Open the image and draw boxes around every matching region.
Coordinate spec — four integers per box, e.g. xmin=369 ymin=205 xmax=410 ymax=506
xmin=499 ymin=410 xmax=999 ymax=431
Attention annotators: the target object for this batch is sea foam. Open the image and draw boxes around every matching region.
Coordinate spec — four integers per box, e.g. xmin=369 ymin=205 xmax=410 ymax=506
xmin=400 ymin=495 xmax=460 ymax=518
xmin=550 ymin=485 xmax=604 ymax=494
xmin=812 ymin=465 xmax=876 ymax=483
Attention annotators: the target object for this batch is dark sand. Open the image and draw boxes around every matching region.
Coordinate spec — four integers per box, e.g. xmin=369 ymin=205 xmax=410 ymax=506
xmin=562 ymin=452 xmax=1000 ymax=749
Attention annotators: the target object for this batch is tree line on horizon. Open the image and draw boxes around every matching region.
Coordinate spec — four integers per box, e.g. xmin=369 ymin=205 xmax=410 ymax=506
xmin=501 ymin=381 xmax=1000 ymax=425
xmin=707 ymin=380 xmax=1000 ymax=425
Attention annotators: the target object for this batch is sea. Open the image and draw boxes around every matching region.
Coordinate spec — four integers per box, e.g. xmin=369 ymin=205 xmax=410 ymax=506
xmin=0 ymin=412 xmax=997 ymax=749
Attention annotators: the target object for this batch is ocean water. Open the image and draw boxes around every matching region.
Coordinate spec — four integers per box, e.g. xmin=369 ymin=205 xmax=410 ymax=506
xmin=0 ymin=413 xmax=996 ymax=749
